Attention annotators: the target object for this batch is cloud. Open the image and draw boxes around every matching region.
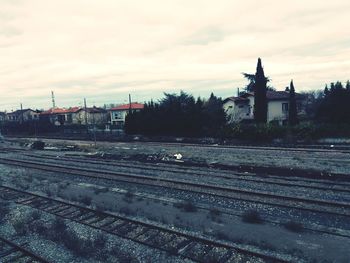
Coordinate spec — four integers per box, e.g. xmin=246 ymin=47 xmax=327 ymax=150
xmin=0 ymin=0 xmax=349 ymax=110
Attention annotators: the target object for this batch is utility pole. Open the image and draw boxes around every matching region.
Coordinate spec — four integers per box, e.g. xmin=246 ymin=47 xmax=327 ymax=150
xmin=128 ymin=94 xmax=132 ymax=114
xmin=92 ymin=105 xmax=97 ymax=148
xmin=20 ymin=103 xmax=23 ymax=124
xmin=51 ymin=91 xmax=56 ymax=109
xmin=84 ymin=98 xmax=88 ymax=134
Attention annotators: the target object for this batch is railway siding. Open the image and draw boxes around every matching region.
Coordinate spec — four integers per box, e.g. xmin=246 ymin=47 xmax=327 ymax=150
xmin=0 ymin=185 xmax=296 ymax=263
xmin=0 ymin=157 xmax=349 ymax=217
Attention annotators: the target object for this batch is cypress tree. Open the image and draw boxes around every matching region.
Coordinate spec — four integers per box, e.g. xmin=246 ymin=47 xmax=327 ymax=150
xmin=288 ymin=80 xmax=298 ymax=126
xmin=254 ymin=58 xmax=268 ymax=123
xmin=324 ymin=84 xmax=329 ymax=97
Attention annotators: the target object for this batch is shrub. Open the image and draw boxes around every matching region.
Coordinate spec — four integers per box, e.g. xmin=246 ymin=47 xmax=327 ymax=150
xmin=94 ymin=187 xmax=109 ymax=195
xmin=223 ymin=122 xmax=350 ymax=141
xmin=31 ymin=141 xmax=45 ymax=150
xmin=284 ymin=221 xmax=304 ymax=233
xmin=214 ymin=231 xmax=229 ymax=240
xmin=242 ymin=210 xmax=263 ymax=224
xmin=174 ymin=201 xmax=197 ymax=212
xmin=119 ymin=207 xmax=133 ymax=216
xmin=209 ymin=208 xmax=221 ymax=217
xmin=79 ymin=196 xmax=92 ymax=206
xmin=123 ymin=191 xmax=134 ymax=203
xmin=0 ymin=202 xmax=9 ymax=223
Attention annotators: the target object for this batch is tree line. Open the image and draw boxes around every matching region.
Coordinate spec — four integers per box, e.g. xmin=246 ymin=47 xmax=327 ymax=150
xmin=125 ymin=91 xmax=226 ymax=137
xmin=125 ymin=58 xmax=350 ymax=138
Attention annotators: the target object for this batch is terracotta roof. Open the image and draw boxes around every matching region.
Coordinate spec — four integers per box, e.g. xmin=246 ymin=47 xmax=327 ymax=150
xmin=224 ymin=91 xmax=304 ymax=102
xmin=80 ymin=107 xmax=107 ymax=113
xmin=223 ymin=97 xmax=249 ymax=103
xmin=40 ymin=107 xmax=80 ymax=115
xmin=110 ymin=103 xmax=144 ymax=111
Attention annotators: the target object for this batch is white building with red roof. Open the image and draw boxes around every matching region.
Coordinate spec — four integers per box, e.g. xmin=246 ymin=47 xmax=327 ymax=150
xmin=223 ymin=91 xmax=307 ymax=125
xmin=109 ymin=103 xmax=144 ymax=127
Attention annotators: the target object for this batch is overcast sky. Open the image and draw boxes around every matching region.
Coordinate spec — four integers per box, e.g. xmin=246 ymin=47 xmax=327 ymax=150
xmin=1 ymin=0 xmax=349 ymax=111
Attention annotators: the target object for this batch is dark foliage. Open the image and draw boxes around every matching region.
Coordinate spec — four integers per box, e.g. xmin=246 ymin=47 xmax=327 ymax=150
xmin=288 ymin=80 xmax=298 ymax=126
xmin=31 ymin=140 xmax=45 ymax=150
xmin=0 ymin=202 xmax=9 ymax=223
xmin=242 ymin=210 xmax=263 ymax=224
xmin=1 ymin=119 xmax=60 ymax=135
xmin=223 ymin=122 xmax=350 ymax=141
xmin=125 ymin=91 xmax=226 ymax=137
xmin=253 ymin=58 xmax=268 ymax=123
xmin=242 ymin=72 xmax=274 ymax=92
xmin=173 ymin=200 xmax=197 ymax=212
xmin=316 ymin=81 xmax=350 ymax=124
xmin=284 ymin=221 xmax=304 ymax=233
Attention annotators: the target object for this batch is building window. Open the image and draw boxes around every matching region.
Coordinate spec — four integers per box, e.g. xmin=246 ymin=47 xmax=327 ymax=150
xmin=282 ymin=103 xmax=289 ymax=113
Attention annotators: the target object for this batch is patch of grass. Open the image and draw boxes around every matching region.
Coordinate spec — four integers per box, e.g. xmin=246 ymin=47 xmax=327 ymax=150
xmin=214 ymin=231 xmax=229 ymax=240
xmin=43 ymin=218 xmax=109 ymax=260
xmin=58 ymin=182 xmax=70 ymax=191
xmin=284 ymin=221 xmax=304 ymax=233
xmin=44 ymin=187 xmax=53 ymax=197
xmin=209 ymin=207 xmax=221 ymax=216
xmin=94 ymin=187 xmax=109 ymax=195
xmin=24 ymin=174 xmax=33 ymax=183
xmin=123 ymin=191 xmax=134 ymax=203
xmin=119 ymin=207 xmax=134 ymax=216
xmin=208 ymin=208 xmax=222 ymax=223
xmin=242 ymin=210 xmax=263 ymax=224
xmin=0 ymin=202 xmax=9 ymax=223
xmin=173 ymin=200 xmax=197 ymax=212
xmin=79 ymin=196 xmax=92 ymax=206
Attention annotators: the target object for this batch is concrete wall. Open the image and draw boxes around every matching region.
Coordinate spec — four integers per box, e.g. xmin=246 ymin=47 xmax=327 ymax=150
xmin=268 ymin=100 xmax=288 ymax=123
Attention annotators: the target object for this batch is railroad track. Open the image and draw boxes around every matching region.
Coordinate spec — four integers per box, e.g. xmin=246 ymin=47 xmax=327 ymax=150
xmin=0 ymin=157 xmax=349 ymax=217
xmin=0 ymin=235 xmax=49 ymax=263
xmin=7 ymin=135 xmax=350 ymax=153
xmin=112 ymin=141 xmax=350 ymax=153
xmin=0 ymin=185 xmax=292 ymax=263
xmin=23 ymin=153 xmax=350 ymax=194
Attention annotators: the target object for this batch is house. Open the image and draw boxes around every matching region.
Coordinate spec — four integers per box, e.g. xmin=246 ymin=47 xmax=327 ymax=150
xmin=73 ymin=107 xmax=108 ymax=126
xmin=40 ymin=107 xmax=108 ymax=126
xmin=0 ymin=112 xmax=6 ymax=123
xmin=223 ymin=90 xmax=306 ymax=125
xmin=6 ymin=109 xmax=41 ymax=123
xmin=109 ymin=103 xmax=144 ymax=128
xmin=40 ymin=108 xmax=79 ymax=125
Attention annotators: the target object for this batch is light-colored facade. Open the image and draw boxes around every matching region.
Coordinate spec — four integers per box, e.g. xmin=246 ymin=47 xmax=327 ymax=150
xmin=6 ymin=109 xmax=40 ymax=122
xmin=109 ymin=103 xmax=144 ymax=127
xmin=40 ymin=107 xmax=108 ymax=126
xmin=223 ymin=91 xmax=306 ymax=125
xmin=72 ymin=108 xmax=108 ymax=126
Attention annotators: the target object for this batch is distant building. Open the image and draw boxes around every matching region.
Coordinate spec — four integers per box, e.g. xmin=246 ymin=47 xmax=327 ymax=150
xmin=223 ymin=91 xmax=307 ymax=125
xmin=0 ymin=112 xmax=6 ymax=123
xmin=40 ymin=108 xmax=80 ymax=125
xmin=40 ymin=107 xmax=108 ymax=126
xmin=6 ymin=109 xmax=41 ymax=123
xmin=73 ymin=107 xmax=108 ymax=126
xmin=109 ymin=103 xmax=144 ymax=127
